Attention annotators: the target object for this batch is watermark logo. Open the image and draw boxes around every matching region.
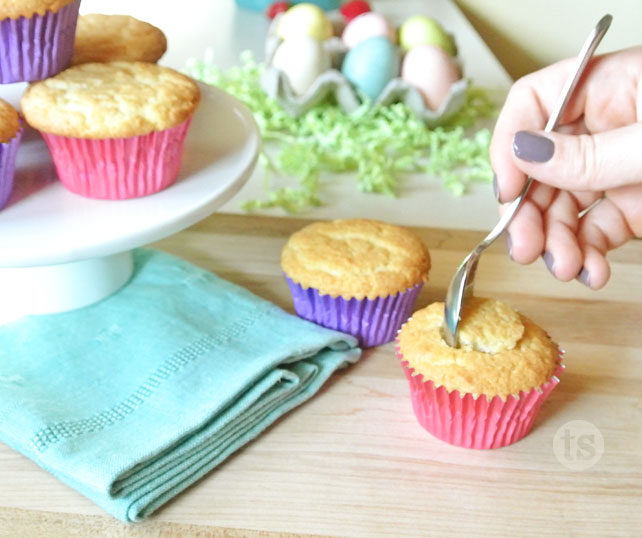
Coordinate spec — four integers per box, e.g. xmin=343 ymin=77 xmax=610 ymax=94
xmin=553 ymin=420 xmax=604 ymax=471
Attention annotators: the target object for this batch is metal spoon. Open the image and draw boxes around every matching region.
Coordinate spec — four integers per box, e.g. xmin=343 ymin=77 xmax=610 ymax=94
xmin=443 ymin=14 xmax=613 ymax=348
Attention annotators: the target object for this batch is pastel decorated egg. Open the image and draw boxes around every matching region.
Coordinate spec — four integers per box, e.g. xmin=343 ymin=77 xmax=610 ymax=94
xmin=271 ymin=34 xmax=331 ymax=95
xmin=399 ymin=15 xmax=456 ymax=55
xmin=401 ymin=44 xmax=461 ymax=110
xmin=342 ymin=12 xmax=396 ymax=49
xmin=341 ymin=36 xmax=400 ymax=100
xmin=276 ymin=3 xmax=334 ymax=41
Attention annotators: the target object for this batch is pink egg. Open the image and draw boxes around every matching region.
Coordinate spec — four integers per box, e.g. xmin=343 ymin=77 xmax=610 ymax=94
xmin=401 ymin=44 xmax=461 ymax=111
xmin=342 ymin=12 xmax=396 ymax=49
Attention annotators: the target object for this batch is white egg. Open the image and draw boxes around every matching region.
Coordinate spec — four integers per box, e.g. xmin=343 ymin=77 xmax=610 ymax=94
xmin=342 ymin=12 xmax=396 ymax=49
xmin=401 ymin=44 xmax=461 ymax=110
xmin=271 ymin=35 xmax=331 ymax=96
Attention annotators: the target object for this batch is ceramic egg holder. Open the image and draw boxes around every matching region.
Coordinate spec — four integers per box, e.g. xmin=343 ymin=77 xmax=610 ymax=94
xmin=261 ymin=12 xmax=469 ymax=126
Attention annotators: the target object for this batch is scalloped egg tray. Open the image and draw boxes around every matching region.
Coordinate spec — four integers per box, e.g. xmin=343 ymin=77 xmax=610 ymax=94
xmin=260 ymin=12 xmax=469 ymax=126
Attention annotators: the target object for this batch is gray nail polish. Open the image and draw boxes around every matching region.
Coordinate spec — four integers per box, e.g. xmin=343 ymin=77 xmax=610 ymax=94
xmin=577 ymin=267 xmax=591 ymax=287
xmin=505 ymin=234 xmax=513 ymax=259
xmin=513 ymin=131 xmax=555 ymax=162
xmin=543 ymin=251 xmax=555 ymax=275
xmin=492 ymin=173 xmax=499 ymax=200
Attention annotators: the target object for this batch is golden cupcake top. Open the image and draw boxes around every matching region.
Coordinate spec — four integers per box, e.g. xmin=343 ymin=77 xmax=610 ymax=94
xmin=398 ymin=298 xmax=559 ymax=398
xmin=71 ymin=14 xmax=167 ymax=66
xmin=0 ymin=98 xmax=20 ymax=143
xmin=21 ymin=61 xmax=200 ymax=139
xmin=0 ymin=0 xmax=75 ymax=18
xmin=281 ymin=218 xmax=431 ymax=300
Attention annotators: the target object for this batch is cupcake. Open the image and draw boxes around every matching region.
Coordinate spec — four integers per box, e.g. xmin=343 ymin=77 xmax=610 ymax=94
xmin=396 ymin=297 xmax=564 ymax=449
xmin=0 ymin=99 xmax=23 ymax=210
xmin=21 ymin=61 xmax=201 ymax=200
xmin=281 ymin=218 xmax=431 ymax=347
xmin=0 ymin=0 xmax=80 ymax=83
xmin=71 ymin=14 xmax=167 ymax=66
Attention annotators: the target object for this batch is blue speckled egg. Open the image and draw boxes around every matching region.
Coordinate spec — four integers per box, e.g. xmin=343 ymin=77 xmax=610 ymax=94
xmin=341 ymin=36 xmax=400 ymax=100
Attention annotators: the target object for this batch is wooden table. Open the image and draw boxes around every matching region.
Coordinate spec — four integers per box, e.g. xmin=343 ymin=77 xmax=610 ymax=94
xmin=1 ymin=213 xmax=641 ymax=537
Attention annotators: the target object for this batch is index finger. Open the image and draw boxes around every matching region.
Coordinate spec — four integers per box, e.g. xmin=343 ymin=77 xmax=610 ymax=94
xmin=490 ymin=57 xmax=587 ymax=202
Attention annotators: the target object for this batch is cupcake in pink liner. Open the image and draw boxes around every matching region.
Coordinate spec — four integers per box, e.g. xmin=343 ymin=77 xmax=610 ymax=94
xmin=281 ymin=218 xmax=431 ymax=347
xmin=0 ymin=99 xmax=23 ymax=210
xmin=20 ymin=61 xmax=200 ymax=200
xmin=0 ymin=0 xmax=80 ymax=83
xmin=396 ymin=298 xmax=564 ymax=449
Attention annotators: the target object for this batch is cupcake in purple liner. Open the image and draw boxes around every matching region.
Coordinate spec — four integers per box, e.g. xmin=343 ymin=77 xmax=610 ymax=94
xmin=0 ymin=99 xmax=22 ymax=210
xmin=281 ymin=218 xmax=431 ymax=347
xmin=71 ymin=14 xmax=167 ymax=66
xmin=0 ymin=0 xmax=81 ymax=83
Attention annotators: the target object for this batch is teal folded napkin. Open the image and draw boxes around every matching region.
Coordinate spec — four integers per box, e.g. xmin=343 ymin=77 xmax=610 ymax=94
xmin=0 ymin=249 xmax=360 ymax=522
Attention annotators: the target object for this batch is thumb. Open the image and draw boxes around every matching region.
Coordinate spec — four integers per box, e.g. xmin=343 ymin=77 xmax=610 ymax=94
xmin=511 ymin=122 xmax=642 ymax=192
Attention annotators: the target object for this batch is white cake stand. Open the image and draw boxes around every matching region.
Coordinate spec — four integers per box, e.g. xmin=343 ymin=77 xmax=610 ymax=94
xmin=0 ymin=83 xmax=260 ymax=324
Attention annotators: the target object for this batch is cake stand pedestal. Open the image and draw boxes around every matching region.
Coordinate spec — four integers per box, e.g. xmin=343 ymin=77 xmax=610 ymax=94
xmin=0 ymin=252 xmax=135 ymax=318
xmin=0 ymin=83 xmax=260 ymax=324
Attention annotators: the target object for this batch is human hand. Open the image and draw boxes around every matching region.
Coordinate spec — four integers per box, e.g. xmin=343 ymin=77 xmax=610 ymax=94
xmin=490 ymin=46 xmax=642 ymax=289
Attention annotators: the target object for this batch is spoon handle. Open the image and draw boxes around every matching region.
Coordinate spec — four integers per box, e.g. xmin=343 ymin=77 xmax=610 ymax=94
xmin=494 ymin=14 xmax=612 ymax=240
xmin=442 ymin=14 xmax=612 ymax=348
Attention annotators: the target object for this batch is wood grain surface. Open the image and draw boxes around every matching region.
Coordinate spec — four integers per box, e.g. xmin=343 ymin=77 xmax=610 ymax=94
xmin=1 ymin=213 xmax=641 ymax=538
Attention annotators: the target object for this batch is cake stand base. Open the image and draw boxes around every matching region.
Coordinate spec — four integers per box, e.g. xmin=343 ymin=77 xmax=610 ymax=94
xmin=0 ymin=251 xmax=134 ymax=324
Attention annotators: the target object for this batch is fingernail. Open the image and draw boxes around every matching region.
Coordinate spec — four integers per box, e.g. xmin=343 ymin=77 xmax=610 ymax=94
xmin=505 ymin=234 xmax=513 ymax=260
xmin=577 ymin=267 xmax=591 ymax=287
xmin=492 ymin=173 xmax=499 ymax=200
xmin=513 ymin=131 xmax=555 ymax=162
xmin=543 ymin=251 xmax=555 ymax=275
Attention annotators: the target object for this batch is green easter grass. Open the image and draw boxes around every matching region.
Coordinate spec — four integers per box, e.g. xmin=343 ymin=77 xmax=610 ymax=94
xmin=185 ymin=50 xmax=497 ymax=213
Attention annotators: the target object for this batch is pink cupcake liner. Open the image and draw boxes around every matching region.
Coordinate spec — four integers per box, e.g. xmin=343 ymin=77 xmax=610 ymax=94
xmin=0 ymin=0 xmax=80 ymax=83
xmin=40 ymin=119 xmax=192 ymax=200
xmin=396 ymin=339 xmax=564 ymax=449
xmin=285 ymin=276 xmax=423 ymax=347
xmin=0 ymin=124 xmax=23 ymax=210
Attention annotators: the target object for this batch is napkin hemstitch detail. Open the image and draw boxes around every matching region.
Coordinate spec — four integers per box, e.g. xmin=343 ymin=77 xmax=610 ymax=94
xmin=29 ymin=308 xmax=264 ymax=454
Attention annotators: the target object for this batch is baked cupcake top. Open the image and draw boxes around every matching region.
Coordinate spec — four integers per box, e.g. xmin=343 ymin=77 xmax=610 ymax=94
xmin=398 ymin=298 xmax=559 ymax=398
xmin=21 ymin=61 xmax=200 ymax=139
xmin=281 ymin=218 xmax=431 ymax=300
xmin=0 ymin=0 xmax=76 ymax=18
xmin=0 ymin=98 xmax=20 ymax=143
xmin=71 ymin=14 xmax=167 ymax=66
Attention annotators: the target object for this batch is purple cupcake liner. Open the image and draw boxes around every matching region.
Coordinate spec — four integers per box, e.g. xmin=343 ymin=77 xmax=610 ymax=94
xmin=0 ymin=0 xmax=80 ymax=83
xmin=0 ymin=125 xmax=23 ymax=210
xmin=285 ymin=276 xmax=423 ymax=348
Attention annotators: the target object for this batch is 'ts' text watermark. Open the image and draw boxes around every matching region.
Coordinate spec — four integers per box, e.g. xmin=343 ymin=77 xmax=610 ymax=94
xmin=553 ymin=420 xmax=604 ymax=471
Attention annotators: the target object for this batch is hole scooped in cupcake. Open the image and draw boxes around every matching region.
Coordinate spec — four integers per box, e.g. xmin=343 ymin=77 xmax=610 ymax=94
xmin=442 ymin=297 xmax=525 ymax=354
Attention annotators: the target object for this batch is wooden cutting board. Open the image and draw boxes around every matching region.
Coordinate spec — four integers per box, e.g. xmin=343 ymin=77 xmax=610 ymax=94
xmin=1 ymin=213 xmax=641 ymax=538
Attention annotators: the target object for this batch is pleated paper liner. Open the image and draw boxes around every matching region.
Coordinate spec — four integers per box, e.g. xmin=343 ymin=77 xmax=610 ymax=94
xmin=285 ymin=276 xmax=423 ymax=348
xmin=0 ymin=0 xmax=80 ymax=83
xmin=41 ymin=119 xmax=192 ymax=200
xmin=0 ymin=123 xmax=23 ymax=210
xmin=395 ymin=335 xmax=565 ymax=449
